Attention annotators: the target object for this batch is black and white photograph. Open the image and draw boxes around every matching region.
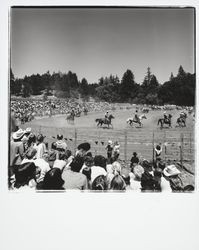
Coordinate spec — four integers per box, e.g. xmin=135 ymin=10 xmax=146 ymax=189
xmin=1 ymin=2 xmax=199 ymax=250
xmin=9 ymin=6 xmax=196 ymax=192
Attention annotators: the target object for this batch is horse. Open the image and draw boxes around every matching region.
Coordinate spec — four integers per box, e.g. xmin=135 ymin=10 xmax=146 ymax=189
xmin=95 ymin=114 xmax=114 ymax=128
xmin=126 ymin=114 xmax=147 ymax=128
xmin=66 ymin=112 xmax=75 ymax=124
xmin=157 ymin=114 xmax=172 ymax=129
xmin=176 ymin=113 xmax=187 ymax=127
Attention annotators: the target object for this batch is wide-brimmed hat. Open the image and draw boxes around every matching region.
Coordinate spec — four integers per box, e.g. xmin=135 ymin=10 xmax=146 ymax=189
xmin=57 ymin=134 xmax=63 ymax=140
xmin=12 ymin=129 xmax=24 ymax=140
xmin=163 ymin=165 xmax=180 ymax=177
xmin=25 ymin=127 xmax=32 ymax=134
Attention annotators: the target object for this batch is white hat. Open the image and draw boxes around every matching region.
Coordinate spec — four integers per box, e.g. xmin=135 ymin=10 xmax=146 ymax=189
xmin=12 ymin=129 xmax=24 ymax=140
xmin=163 ymin=165 xmax=180 ymax=177
xmin=25 ymin=127 xmax=32 ymax=133
xmin=108 ymin=140 xmax=113 ymax=145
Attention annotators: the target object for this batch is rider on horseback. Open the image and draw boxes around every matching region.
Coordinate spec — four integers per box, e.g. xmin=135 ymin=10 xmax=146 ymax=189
xmin=134 ymin=109 xmax=139 ymax=122
xmin=105 ymin=111 xmax=109 ymax=123
xmin=163 ymin=111 xmax=168 ymax=123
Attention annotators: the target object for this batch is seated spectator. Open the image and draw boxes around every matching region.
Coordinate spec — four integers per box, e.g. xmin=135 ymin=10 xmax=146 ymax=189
xmin=55 ymin=134 xmax=67 ymax=151
xmin=12 ymin=162 xmax=37 ymax=190
xmin=34 ymin=152 xmax=51 ymax=183
xmin=62 ymin=156 xmax=87 ymax=190
xmin=53 ymin=151 xmax=67 ymax=171
xmin=91 ymin=155 xmax=107 ymax=184
xmin=110 ymin=175 xmax=126 ymax=191
xmin=35 ymin=134 xmax=47 ymax=159
xmin=39 ymin=168 xmax=64 ymax=190
xmin=92 ymin=175 xmax=108 ymax=191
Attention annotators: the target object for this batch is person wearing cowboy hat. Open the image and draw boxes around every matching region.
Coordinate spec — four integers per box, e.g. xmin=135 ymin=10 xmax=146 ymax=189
xmin=163 ymin=165 xmax=183 ymax=192
xmin=10 ymin=129 xmax=25 ymax=168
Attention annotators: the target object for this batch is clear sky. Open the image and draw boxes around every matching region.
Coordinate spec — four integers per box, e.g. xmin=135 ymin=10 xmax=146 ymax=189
xmin=10 ymin=7 xmax=195 ymax=84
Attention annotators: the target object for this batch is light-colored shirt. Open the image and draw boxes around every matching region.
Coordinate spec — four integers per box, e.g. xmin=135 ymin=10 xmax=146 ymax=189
xmin=62 ymin=169 xmax=88 ymax=190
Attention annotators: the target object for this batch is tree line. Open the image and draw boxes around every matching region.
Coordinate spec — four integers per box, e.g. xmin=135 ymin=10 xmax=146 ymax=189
xmin=10 ymin=65 xmax=195 ymax=106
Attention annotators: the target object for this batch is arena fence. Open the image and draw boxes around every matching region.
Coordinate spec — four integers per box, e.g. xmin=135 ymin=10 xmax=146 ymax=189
xmin=26 ymin=125 xmax=195 ymax=166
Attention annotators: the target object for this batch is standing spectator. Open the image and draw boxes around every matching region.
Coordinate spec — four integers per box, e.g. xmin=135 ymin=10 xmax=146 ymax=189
xmin=154 ymin=144 xmax=162 ymax=160
xmin=113 ymin=141 xmax=120 ymax=160
xmin=130 ymin=152 xmax=139 ymax=170
xmin=105 ymin=140 xmax=113 ymax=161
xmin=10 ymin=129 xmax=25 ymax=173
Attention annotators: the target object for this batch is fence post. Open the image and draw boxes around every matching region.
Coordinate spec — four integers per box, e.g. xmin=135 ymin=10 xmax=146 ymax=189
xmin=180 ymin=133 xmax=184 ymax=166
xmin=74 ymin=128 xmax=77 ymax=155
xmin=164 ymin=130 xmax=166 ymax=162
xmin=124 ymin=130 xmax=127 ymax=162
xmin=152 ymin=131 xmax=155 ymax=164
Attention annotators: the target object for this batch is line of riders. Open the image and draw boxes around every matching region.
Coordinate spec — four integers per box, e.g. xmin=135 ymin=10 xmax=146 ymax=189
xmin=99 ymin=109 xmax=188 ymax=128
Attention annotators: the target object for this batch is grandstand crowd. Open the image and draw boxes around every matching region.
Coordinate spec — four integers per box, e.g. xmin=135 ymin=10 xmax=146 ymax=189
xmin=9 ymin=127 xmax=194 ymax=192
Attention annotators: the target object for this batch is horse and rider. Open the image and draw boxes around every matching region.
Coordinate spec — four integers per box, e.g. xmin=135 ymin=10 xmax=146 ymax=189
xmin=176 ymin=110 xmax=187 ymax=127
xmin=157 ymin=111 xmax=172 ymax=129
xmin=95 ymin=111 xmax=114 ymax=128
xmin=126 ymin=109 xmax=147 ymax=127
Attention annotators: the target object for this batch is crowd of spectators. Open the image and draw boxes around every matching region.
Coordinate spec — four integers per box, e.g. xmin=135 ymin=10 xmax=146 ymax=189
xmin=9 ymin=127 xmax=194 ymax=192
xmin=10 ymin=98 xmax=118 ymax=125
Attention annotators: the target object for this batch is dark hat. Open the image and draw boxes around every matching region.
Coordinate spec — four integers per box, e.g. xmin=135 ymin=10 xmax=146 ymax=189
xmin=77 ymin=142 xmax=91 ymax=151
xmin=57 ymin=134 xmax=63 ymax=140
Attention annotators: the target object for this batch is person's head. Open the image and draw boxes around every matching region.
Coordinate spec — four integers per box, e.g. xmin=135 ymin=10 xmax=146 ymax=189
xmin=58 ymin=152 xmax=66 ymax=161
xmin=65 ymin=149 xmax=72 ymax=159
xmin=37 ymin=134 xmax=45 ymax=143
xmin=94 ymin=155 xmax=107 ymax=170
xmin=92 ymin=175 xmax=108 ymax=191
xmin=133 ymin=165 xmax=144 ymax=181
xmin=12 ymin=129 xmax=24 ymax=141
xmin=110 ymin=175 xmax=126 ymax=191
xmin=57 ymin=134 xmax=63 ymax=140
xmin=77 ymin=142 xmax=91 ymax=156
xmin=51 ymin=142 xmax=57 ymax=150
xmin=84 ymin=156 xmax=94 ymax=168
xmin=42 ymin=168 xmax=64 ymax=190
xmin=14 ymin=162 xmax=36 ymax=188
xmin=112 ymin=161 xmax=121 ymax=175
xmin=121 ymin=167 xmax=131 ymax=186
xmin=28 ymin=133 xmax=36 ymax=145
xmin=133 ymin=152 xmax=137 ymax=157
xmin=70 ymin=156 xmax=84 ymax=172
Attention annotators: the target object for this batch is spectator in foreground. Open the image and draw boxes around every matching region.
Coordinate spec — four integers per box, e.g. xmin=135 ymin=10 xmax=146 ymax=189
xmin=110 ymin=175 xmax=126 ymax=191
xmin=92 ymin=175 xmax=108 ymax=191
xmin=12 ymin=162 xmax=37 ymax=190
xmin=40 ymin=168 xmax=64 ymax=190
xmin=62 ymin=156 xmax=88 ymax=190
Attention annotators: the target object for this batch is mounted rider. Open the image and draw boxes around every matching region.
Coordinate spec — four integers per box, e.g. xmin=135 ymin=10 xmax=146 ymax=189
xmin=134 ymin=109 xmax=139 ymax=122
xmin=163 ymin=111 xmax=168 ymax=122
xmin=105 ymin=111 xmax=109 ymax=123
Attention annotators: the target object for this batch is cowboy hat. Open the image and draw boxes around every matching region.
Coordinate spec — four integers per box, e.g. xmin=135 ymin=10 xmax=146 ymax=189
xmin=163 ymin=165 xmax=180 ymax=177
xmin=25 ymin=127 xmax=32 ymax=134
xmin=12 ymin=129 xmax=24 ymax=140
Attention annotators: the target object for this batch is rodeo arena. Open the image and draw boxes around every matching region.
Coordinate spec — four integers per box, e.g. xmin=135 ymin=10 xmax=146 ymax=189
xmin=9 ymin=96 xmax=195 ymax=192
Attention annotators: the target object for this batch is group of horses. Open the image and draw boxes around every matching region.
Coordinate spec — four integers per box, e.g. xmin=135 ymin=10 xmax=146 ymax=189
xmin=66 ymin=110 xmax=188 ymax=129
